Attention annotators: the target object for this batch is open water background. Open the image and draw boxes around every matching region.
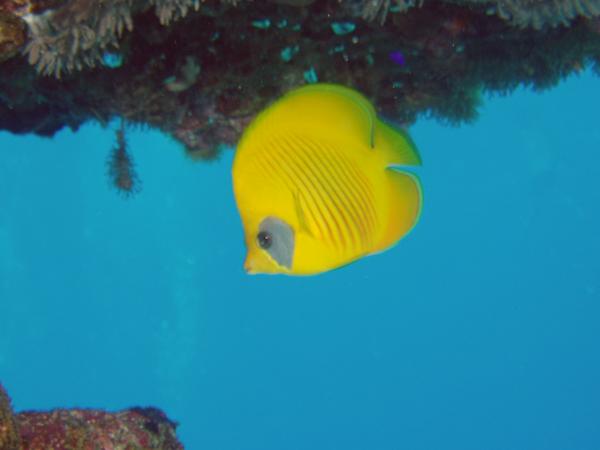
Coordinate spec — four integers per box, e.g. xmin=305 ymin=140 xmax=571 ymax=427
xmin=1 ymin=70 xmax=599 ymax=449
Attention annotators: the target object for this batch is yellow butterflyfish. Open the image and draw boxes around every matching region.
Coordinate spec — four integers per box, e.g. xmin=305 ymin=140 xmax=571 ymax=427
xmin=232 ymin=83 xmax=422 ymax=275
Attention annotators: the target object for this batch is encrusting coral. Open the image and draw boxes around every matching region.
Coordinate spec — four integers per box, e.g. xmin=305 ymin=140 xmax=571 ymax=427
xmin=0 ymin=384 xmax=20 ymax=450
xmin=151 ymin=0 xmax=202 ymax=25
xmin=0 ymin=382 xmax=183 ymax=449
xmin=3 ymin=0 xmax=600 ymax=78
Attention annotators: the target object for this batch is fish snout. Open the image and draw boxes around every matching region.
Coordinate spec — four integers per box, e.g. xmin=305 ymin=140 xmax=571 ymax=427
xmin=243 ymin=251 xmax=279 ymax=275
xmin=243 ymin=256 xmax=257 ymax=274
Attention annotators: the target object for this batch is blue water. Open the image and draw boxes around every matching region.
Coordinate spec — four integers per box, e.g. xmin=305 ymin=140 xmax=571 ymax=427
xmin=1 ymin=70 xmax=599 ymax=450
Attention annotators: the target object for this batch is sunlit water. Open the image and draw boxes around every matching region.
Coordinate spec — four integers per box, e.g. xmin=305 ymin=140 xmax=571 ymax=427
xmin=1 ymin=71 xmax=599 ymax=450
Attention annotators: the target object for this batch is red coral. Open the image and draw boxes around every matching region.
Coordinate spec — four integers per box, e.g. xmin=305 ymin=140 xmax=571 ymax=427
xmin=16 ymin=408 xmax=183 ymax=449
xmin=1 ymin=383 xmax=183 ymax=449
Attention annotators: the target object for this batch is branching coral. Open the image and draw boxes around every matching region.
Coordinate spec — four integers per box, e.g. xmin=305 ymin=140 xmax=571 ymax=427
xmin=150 ymin=0 xmax=201 ymax=25
xmin=360 ymin=0 xmax=424 ymax=24
xmin=0 ymin=10 xmax=26 ymax=62
xmin=493 ymin=0 xmax=600 ymax=28
xmin=18 ymin=0 xmax=229 ymax=77
xmin=357 ymin=0 xmax=600 ymax=28
xmin=22 ymin=0 xmax=134 ymax=77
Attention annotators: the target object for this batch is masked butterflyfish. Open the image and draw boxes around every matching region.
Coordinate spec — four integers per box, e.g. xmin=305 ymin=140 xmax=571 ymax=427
xmin=232 ymin=83 xmax=422 ymax=275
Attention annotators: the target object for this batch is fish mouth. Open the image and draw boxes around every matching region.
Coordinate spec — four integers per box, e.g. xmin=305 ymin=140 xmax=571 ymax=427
xmin=243 ymin=259 xmax=257 ymax=274
xmin=243 ymin=252 xmax=265 ymax=274
xmin=243 ymin=252 xmax=284 ymax=275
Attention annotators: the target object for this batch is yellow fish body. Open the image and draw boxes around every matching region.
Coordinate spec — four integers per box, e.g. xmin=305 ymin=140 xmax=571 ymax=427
xmin=232 ymin=84 xmax=422 ymax=275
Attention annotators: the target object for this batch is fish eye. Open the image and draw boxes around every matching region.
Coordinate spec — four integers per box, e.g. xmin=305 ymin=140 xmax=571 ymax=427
xmin=257 ymin=231 xmax=273 ymax=249
xmin=256 ymin=217 xmax=294 ymax=269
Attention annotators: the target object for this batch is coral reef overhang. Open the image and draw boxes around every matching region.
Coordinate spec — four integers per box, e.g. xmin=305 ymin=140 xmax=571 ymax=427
xmin=1 ymin=0 xmax=600 ymax=160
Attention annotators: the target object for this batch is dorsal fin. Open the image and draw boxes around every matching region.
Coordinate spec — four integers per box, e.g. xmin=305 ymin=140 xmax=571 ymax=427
xmin=246 ymin=84 xmax=376 ymax=149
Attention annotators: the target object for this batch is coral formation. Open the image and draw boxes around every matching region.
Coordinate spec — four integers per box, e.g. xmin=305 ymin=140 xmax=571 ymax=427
xmin=0 ymin=382 xmax=183 ymax=449
xmin=22 ymin=0 xmax=135 ymax=77
xmin=0 ymin=10 xmax=26 ymax=62
xmin=0 ymin=0 xmax=599 ymax=163
xmin=17 ymin=407 xmax=183 ymax=449
xmin=151 ymin=0 xmax=201 ymax=25
xmin=107 ymin=123 xmax=141 ymax=197
xmin=0 ymin=384 xmax=20 ymax=450
xmin=490 ymin=0 xmax=600 ymax=29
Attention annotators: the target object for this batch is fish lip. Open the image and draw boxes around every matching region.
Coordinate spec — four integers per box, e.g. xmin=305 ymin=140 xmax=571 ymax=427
xmin=243 ymin=260 xmax=256 ymax=274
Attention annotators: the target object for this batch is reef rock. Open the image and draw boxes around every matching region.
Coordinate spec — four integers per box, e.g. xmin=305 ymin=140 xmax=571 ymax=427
xmin=0 ymin=0 xmax=599 ymax=160
xmin=0 ymin=383 xmax=183 ymax=450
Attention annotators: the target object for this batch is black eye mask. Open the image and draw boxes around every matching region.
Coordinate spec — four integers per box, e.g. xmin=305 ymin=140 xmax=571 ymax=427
xmin=257 ymin=217 xmax=295 ymax=269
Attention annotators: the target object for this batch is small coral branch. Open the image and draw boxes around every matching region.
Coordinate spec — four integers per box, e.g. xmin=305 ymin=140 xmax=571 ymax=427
xmin=107 ymin=121 xmax=141 ymax=197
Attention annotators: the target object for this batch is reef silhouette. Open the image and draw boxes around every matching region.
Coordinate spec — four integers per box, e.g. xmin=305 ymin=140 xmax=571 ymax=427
xmin=0 ymin=0 xmax=599 ymax=162
xmin=0 ymin=383 xmax=183 ymax=450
